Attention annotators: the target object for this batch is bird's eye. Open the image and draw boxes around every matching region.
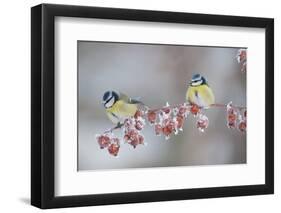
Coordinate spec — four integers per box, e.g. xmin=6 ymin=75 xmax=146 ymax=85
xmin=191 ymin=80 xmax=202 ymax=86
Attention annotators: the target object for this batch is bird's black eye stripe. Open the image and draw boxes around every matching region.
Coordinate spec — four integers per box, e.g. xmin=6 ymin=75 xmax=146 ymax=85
xmin=191 ymin=79 xmax=199 ymax=84
xmin=104 ymin=96 xmax=113 ymax=105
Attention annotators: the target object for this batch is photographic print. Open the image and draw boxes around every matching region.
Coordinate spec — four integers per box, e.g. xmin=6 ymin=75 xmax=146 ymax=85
xmin=78 ymin=41 xmax=247 ymax=171
xmin=31 ymin=4 xmax=273 ymax=208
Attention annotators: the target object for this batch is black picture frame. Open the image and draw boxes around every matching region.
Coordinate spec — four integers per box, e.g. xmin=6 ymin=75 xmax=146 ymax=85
xmin=31 ymin=3 xmax=274 ymax=209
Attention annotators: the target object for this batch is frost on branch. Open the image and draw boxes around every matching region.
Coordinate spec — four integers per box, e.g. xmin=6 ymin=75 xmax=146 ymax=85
xmin=236 ymin=49 xmax=247 ymax=73
xmin=226 ymin=102 xmax=247 ymax=133
xmin=96 ymin=102 xmax=246 ymax=156
xmin=226 ymin=102 xmax=238 ymax=129
xmin=108 ymin=139 xmax=120 ymax=156
xmin=196 ymin=114 xmax=209 ymax=132
xmin=123 ymin=113 xmax=145 ymax=148
xmin=238 ymin=109 xmax=247 ymax=133
xmin=148 ymin=102 xmax=189 ymax=140
xmin=96 ymin=133 xmax=120 ymax=156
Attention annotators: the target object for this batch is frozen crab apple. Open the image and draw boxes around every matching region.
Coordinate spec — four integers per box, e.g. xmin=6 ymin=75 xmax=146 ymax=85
xmin=237 ymin=49 xmax=247 ymax=73
xmin=196 ymin=114 xmax=209 ymax=132
xmin=96 ymin=134 xmax=111 ymax=149
xmin=147 ymin=110 xmax=157 ymax=124
xmin=108 ymin=140 xmax=120 ymax=156
xmin=162 ymin=119 xmax=177 ymax=139
xmin=124 ymin=129 xmax=144 ymax=148
xmin=226 ymin=103 xmax=237 ymax=129
xmin=238 ymin=120 xmax=247 ymax=133
xmin=190 ymin=104 xmax=200 ymax=115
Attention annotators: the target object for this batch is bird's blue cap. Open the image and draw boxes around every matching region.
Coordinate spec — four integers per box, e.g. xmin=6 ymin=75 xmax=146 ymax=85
xmin=192 ymin=74 xmax=202 ymax=81
xmin=103 ymin=91 xmax=111 ymax=102
xmin=102 ymin=90 xmax=118 ymax=103
xmin=191 ymin=74 xmax=207 ymax=85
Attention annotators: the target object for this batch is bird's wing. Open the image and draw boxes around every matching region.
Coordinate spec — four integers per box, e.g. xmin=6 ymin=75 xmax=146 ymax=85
xmin=118 ymin=92 xmax=130 ymax=102
xmin=119 ymin=92 xmax=144 ymax=105
xmin=129 ymin=97 xmax=144 ymax=105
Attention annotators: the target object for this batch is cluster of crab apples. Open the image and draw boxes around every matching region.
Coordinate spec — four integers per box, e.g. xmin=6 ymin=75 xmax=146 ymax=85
xmin=96 ymin=102 xmax=246 ymax=157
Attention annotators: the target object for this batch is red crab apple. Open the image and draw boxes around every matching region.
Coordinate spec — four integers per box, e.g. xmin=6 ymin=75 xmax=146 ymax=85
xmin=135 ymin=119 xmax=144 ymax=131
xmin=96 ymin=134 xmax=111 ymax=149
xmin=107 ymin=140 xmax=120 ymax=156
xmin=162 ymin=119 xmax=176 ymax=138
xmin=196 ymin=114 xmax=209 ymax=132
xmin=238 ymin=120 xmax=247 ymax=133
xmin=154 ymin=124 xmax=162 ymax=136
xmin=178 ymin=105 xmax=188 ymax=116
xmin=147 ymin=111 xmax=157 ymax=124
xmin=134 ymin=110 xmax=143 ymax=119
xmin=176 ymin=116 xmax=185 ymax=130
xmin=190 ymin=104 xmax=200 ymax=115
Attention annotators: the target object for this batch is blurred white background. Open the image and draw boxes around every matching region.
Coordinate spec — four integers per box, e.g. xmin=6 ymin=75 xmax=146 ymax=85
xmin=78 ymin=42 xmax=246 ymax=170
xmin=0 ymin=0 xmax=279 ymax=212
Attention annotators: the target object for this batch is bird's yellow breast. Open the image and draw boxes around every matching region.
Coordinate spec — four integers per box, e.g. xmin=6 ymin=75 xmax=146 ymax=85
xmin=106 ymin=100 xmax=138 ymax=123
xmin=186 ymin=84 xmax=215 ymax=107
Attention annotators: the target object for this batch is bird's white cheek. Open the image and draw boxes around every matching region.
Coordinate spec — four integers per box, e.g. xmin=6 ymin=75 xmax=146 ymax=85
xmin=105 ymin=98 xmax=115 ymax=108
xmin=191 ymin=80 xmax=203 ymax=86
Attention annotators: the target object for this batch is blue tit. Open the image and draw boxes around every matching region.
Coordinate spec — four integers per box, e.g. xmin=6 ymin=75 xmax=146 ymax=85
xmin=186 ymin=74 xmax=215 ymax=108
xmin=102 ymin=90 xmax=143 ymax=124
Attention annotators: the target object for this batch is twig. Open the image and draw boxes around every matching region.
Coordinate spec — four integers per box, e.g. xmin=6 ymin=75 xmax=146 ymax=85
xmin=150 ymin=102 xmax=246 ymax=113
xmin=104 ymin=123 xmax=124 ymax=134
xmin=103 ymin=102 xmax=246 ymax=134
xmin=210 ymin=103 xmax=246 ymax=110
